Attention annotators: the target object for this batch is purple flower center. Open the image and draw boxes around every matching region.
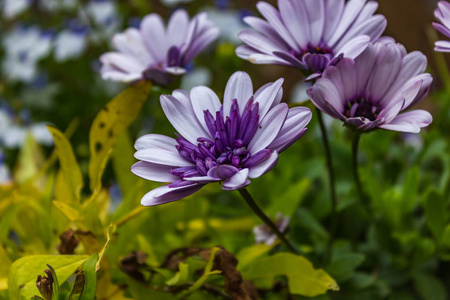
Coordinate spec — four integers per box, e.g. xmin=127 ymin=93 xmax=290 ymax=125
xmin=292 ymin=42 xmax=334 ymax=61
xmin=169 ymin=97 xmax=272 ymax=187
xmin=345 ymin=99 xmax=381 ymax=121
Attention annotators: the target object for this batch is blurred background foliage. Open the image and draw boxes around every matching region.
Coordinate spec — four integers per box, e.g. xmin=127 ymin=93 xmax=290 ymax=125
xmin=0 ymin=0 xmax=449 ymax=299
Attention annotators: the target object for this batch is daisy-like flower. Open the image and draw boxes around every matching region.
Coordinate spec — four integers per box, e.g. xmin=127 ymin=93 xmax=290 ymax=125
xmin=433 ymin=1 xmax=450 ymax=52
xmin=253 ymin=212 xmax=290 ymax=246
xmin=236 ymin=0 xmax=387 ymax=78
xmin=131 ymin=71 xmax=312 ymax=206
xmin=100 ymin=9 xmax=219 ymax=86
xmin=307 ymin=39 xmax=433 ymax=133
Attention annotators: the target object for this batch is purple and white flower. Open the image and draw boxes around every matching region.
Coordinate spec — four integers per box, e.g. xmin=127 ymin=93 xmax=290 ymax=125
xmin=100 ymin=9 xmax=219 ymax=86
xmin=2 ymin=25 xmax=53 ymax=82
xmin=253 ymin=212 xmax=290 ymax=246
xmin=236 ymin=0 xmax=387 ymax=78
xmin=131 ymin=71 xmax=312 ymax=206
xmin=307 ymin=39 xmax=433 ymax=133
xmin=433 ymin=1 xmax=450 ymax=52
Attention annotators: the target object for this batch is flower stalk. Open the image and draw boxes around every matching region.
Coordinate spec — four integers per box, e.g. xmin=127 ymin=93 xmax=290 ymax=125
xmin=316 ymin=108 xmax=337 ymax=264
xmin=238 ymin=188 xmax=300 ymax=255
xmin=351 ymin=132 xmax=364 ymax=200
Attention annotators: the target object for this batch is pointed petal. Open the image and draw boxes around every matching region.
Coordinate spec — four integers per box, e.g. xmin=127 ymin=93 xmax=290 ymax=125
xmin=303 ymin=0 xmax=325 ymax=45
xmin=257 ymin=1 xmax=298 ymax=50
xmin=248 ymin=103 xmax=288 ymax=153
xmin=248 ymin=150 xmax=278 ymax=178
xmin=135 ymin=134 xmax=178 ymax=151
xmin=131 ymin=161 xmax=179 ymax=182
xmin=328 ymin=0 xmax=365 ymax=47
xmin=207 ymin=165 xmax=239 ymax=179
xmin=253 ymin=78 xmax=284 ymax=118
xmin=190 ymin=86 xmax=221 ymax=136
xmin=278 ymin=0 xmax=310 ymax=48
xmin=140 ymin=13 xmax=167 ymax=62
xmin=323 ymin=0 xmax=345 ymax=41
xmin=167 ymin=9 xmax=189 ymax=46
xmin=134 ymin=148 xmax=193 ymax=167
xmin=379 ymin=109 xmax=432 ymax=133
xmin=222 ymin=168 xmax=251 ymax=190
xmin=366 ymin=43 xmax=403 ymax=102
xmin=223 ymin=71 xmax=254 ymax=118
xmin=160 ymin=93 xmax=208 ymax=144
xmin=141 ymin=184 xmax=204 ymax=206
xmin=268 ymin=107 xmax=312 ymax=152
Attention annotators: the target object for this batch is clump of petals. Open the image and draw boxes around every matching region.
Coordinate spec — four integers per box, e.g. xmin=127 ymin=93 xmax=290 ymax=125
xmin=132 ymin=71 xmax=312 ymax=206
xmin=236 ymin=0 xmax=387 ymax=78
xmin=433 ymin=1 xmax=450 ymax=52
xmin=100 ymin=9 xmax=219 ymax=85
xmin=307 ymin=39 xmax=433 ymax=133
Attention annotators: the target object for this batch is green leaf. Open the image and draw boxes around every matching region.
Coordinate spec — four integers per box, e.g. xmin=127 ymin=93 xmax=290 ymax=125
xmin=68 ymin=271 xmax=85 ymax=300
xmin=127 ymin=279 xmax=173 ymax=300
xmin=401 ymin=167 xmax=420 ymax=213
xmin=79 ymin=253 xmax=98 ymax=300
xmin=242 ymin=252 xmax=339 ymax=297
xmin=112 ymin=131 xmax=138 ymax=200
xmin=424 ymin=189 xmax=447 ymax=240
xmin=165 ymin=263 xmax=189 ymax=286
xmin=179 ymin=247 xmax=222 ymax=297
xmin=47 ymin=126 xmax=83 ymax=202
xmin=46 ymin=265 xmax=60 ymax=300
xmin=8 ymin=255 xmax=88 ymax=300
xmin=88 ymin=80 xmax=152 ymax=192
xmin=325 ymin=248 xmax=365 ymax=282
xmin=441 ymin=224 xmax=450 ymax=249
xmin=236 ymin=244 xmax=274 ymax=270
xmin=413 ymin=272 xmax=447 ymax=300
xmin=267 ymin=178 xmax=310 ymax=217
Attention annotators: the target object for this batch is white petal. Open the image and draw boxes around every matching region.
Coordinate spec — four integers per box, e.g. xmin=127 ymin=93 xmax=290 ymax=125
xmin=223 ymin=71 xmax=254 ymax=118
xmin=135 ymin=134 xmax=178 ymax=151
xmin=253 ymin=78 xmax=284 ymax=118
xmin=222 ymin=168 xmax=251 ymax=190
xmin=328 ymin=0 xmax=365 ymax=47
xmin=134 ymin=148 xmax=193 ymax=167
xmin=160 ymin=93 xmax=209 ymax=144
xmin=140 ymin=13 xmax=168 ymax=63
xmin=190 ymin=86 xmax=221 ymax=135
xmin=131 ymin=161 xmax=179 ymax=182
xmin=248 ymin=151 xmax=278 ymax=178
xmin=248 ymin=103 xmax=288 ymax=153
xmin=268 ymin=107 xmax=312 ymax=152
xmin=141 ymin=184 xmax=204 ymax=206
xmin=167 ymin=9 xmax=189 ymax=47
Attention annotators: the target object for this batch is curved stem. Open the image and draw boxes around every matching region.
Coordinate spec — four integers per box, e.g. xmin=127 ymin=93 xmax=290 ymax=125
xmin=316 ymin=109 xmax=337 ymax=264
xmin=352 ymin=133 xmax=364 ymax=198
xmin=238 ymin=188 xmax=300 ymax=255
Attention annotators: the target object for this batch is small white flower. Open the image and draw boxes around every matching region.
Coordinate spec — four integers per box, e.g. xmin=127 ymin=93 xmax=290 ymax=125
xmin=204 ymin=8 xmax=248 ymax=45
xmin=2 ymin=0 xmax=30 ymax=18
xmin=2 ymin=26 xmax=52 ymax=82
xmin=54 ymin=29 xmax=87 ymax=62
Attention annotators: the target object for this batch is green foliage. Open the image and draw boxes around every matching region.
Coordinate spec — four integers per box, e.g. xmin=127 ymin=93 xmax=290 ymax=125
xmin=1 ymin=3 xmax=449 ymax=299
xmin=8 ymin=255 xmax=88 ymax=300
xmin=242 ymin=252 xmax=339 ymax=296
xmin=88 ymin=80 xmax=152 ymax=193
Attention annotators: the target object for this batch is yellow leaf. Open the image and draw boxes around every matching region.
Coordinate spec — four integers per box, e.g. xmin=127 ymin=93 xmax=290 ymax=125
xmin=96 ymin=224 xmax=115 ymax=272
xmin=47 ymin=126 xmax=83 ymax=202
xmin=243 ymin=253 xmax=339 ymax=297
xmin=53 ymin=201 xmax=82 ymax=221
xmin=89 ymin=80 xmax=152 ymax=192
xmin=8 ymin=255 xmax=88 ymax=300
xmin=0 ymin=278 xmax=7 ymax=290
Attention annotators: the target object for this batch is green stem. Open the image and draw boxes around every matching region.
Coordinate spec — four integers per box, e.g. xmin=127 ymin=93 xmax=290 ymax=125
xmin=316 ymin=109 xmax=337 ymax=263
xmin=352 ymin=133 xmax=364 ymax=198
xmin=238 ymin=188 xmax=300 ymax=255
